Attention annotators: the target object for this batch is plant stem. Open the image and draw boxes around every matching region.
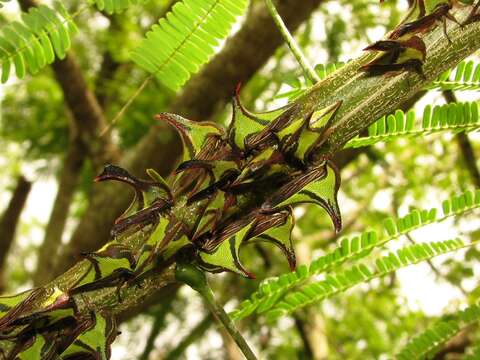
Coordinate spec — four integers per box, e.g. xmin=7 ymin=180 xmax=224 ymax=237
xmin=200 ymin=286 xmax=257 ymax=360
xmin=176 ymin=263 xmax=257 ymax=360
xmin=264 ymin=0 xmax=320 ymax=84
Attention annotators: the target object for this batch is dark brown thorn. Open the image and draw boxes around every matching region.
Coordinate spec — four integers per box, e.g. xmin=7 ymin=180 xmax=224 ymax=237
xmin=363 ymin=40 xmax=402 ymax=52
xmin=95 ymin=164 xmax=147 ymax=209
xmin=175 ymin=160 xmax=214 ymax=174
xmin=187 ymin=170 xmax=239 ymax=205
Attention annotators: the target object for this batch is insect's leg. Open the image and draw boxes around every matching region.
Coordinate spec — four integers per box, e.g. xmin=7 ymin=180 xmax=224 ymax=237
xmin=442 ymin=16 xmax=452 ymax=43
xmin=418 ymin=0 xmax=426 ymax=18
xmin=0 ymin=288 xmax=45 ymax=331
xmin=463 ymin=1 xmax=480 ymax=25
xmin=70 ymin=268 xmax=135 ymax=304
xmin=403 ymin=59 xmax=426 ymax=79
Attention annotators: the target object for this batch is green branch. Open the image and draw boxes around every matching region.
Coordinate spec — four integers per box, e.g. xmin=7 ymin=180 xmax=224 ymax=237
xmin=264 ymin=0 xmax=320 ymax=83
xmin=5 ymin=2 xmax=480 ymax=325
xmin=298 ymin=7 xmax=480 ymax=155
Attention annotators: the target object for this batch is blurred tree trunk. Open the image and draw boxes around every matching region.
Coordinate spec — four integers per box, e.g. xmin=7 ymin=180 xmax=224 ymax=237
xmin=456 ymin=132 xmax=480 ymax=188
xmin=442 ymin=90 xmax=480 ymax=188
xmin=0 ymin=175 xmax=32 ymax=292
xmin=33 ymin=135 xmax=85 ymax=286
xmin=162 ymin=314 xmax=213 ymax=360
xmin=18 ymin=0 xmax=120 ymax=284
xmin=295 ymin=241 xmax=330 ymax=359
xmin=18 ymin=0 xmax=118 ymax=166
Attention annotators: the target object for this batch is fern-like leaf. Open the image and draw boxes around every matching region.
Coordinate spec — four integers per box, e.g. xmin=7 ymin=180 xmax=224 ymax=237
xmin=345 ymin=101 xmax=479 ymax=149
xmin=88 ymin=0 xmax=147 ymax=14
xmin=429 ymin=60 xmax=480 ymax=91
xmin=397 ymin=302 xmax=480 ymax=360
xmin=0 ymin=2 xmax=77 ymax=83
xmin=265 ymin=238 xmax=474 ymax=321
xmin=274 ymin=62 xmax=345 ymax=101
xmin=131 ymin=0 xmax=249 ymax=91
xmin=231 ymin=190 xmax=480 ymax=320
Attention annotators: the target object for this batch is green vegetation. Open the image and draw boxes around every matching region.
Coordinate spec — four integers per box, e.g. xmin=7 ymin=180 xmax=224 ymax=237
xmin=0 ymin=0 xmax=479 ymax=359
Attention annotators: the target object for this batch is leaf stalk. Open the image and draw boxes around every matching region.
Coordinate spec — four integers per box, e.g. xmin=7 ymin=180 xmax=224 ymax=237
xmin=176 ymin=263 xmax=258 ymax=360
xmin=264 ymin=0 xmax=320 ymax=84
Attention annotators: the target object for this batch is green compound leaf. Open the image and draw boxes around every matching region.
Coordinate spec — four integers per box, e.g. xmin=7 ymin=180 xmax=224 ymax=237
xmin=265 ymin=238 xmax=470 ymax=322
xmin=88 ymin=0 xmax=148 ymax=14
xmin=397 ymin=302 xmax=480 ymax=360
xmin=131 ymin=0 xmax=249 ymax=91
xmin=231 ymin=189 xmax=480 ymax=321
xmin=429 ymin=60 xmax=480 ymax=91
xmin=345 ymin=101 xmax=480 ymax=149
xmin=0 ymin=2 xmax=77 ymax=83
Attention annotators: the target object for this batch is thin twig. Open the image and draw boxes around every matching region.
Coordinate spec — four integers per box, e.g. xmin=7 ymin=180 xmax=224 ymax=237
xmin=176 ymin=264 xmax=258 ymax=360
xmin=99 ymin=74 xmax=153 ymax=137
xmin=264 ymin=0 xmax=320 ymax=84
xmin=201 ymin=286 xmax=257 ymax=360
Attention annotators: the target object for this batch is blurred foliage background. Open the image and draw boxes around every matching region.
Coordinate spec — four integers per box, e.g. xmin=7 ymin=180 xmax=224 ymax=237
xmin=0 ymin=0 xmax=479 ymax=359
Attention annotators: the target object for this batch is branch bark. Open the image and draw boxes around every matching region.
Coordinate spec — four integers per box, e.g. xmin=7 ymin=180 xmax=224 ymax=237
xmin=303 ymin=15 xmax=480 ymax=155
xmin=456 ymin=133 xmax=480 ymax=188
xmin=0 ymin=175 xmax=32 ymax=291
xmin=54 ymin=0 xmax=326 ymax=277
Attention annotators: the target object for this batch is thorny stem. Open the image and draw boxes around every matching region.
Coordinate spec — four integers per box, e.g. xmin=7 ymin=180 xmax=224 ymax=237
xmin=176 ymin=264 xmax=258 ymax=360
xmin=264 ymin=0 xmax=320 ymax=84
xmin=2 ymin=6 xmax=479 ymax=355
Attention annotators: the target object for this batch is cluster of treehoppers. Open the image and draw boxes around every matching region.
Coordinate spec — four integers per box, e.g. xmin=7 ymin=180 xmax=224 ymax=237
xmin=363 ymin=0 xmax=480 ymax=77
